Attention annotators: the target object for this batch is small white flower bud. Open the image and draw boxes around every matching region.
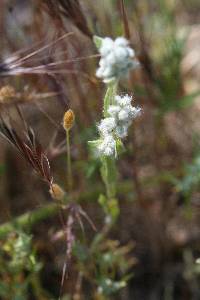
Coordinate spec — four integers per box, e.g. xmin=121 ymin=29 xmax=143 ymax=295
xmin=107 ymin=105 xmax=121 ymax=117
xmin=114 ymin=37 xmax=129 ymax=47
xmin=118 ymin=109 xmax=129 ymax=121
xmin=100 ymin=37 xmax=114 ymax=56
xmin=130 ymin=106 xmax=141 ymax=118
xmin=115 ymin=94 xmax=131 ymax=106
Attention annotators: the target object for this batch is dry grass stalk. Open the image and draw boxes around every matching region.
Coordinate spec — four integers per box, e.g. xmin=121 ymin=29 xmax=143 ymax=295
xmin=42 ymin=0 xmax=92 ymax=38
xmin=0 ymin=118 xmax=53 ymax=186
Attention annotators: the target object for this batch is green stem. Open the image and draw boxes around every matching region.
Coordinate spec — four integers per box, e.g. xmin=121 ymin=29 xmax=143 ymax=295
xmin=66 ymin=129 xmax=73 ymax=191
xmin=99 ymin=82 xmax=119 ymax=224
xmin=103 ymin=81 xmax=118 ymax=117
xmin=0 ymin=203 xmax=58 ymax=239
xmin=0 ymin=181 xmax=133 ymax=239
xmin=102 ymin=82 xmax=118 ymax=201
xmin=101 ymin=156 xmax=117 ymax=199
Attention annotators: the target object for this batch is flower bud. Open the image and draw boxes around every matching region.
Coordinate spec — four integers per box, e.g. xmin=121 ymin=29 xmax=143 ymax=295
xmin=0 ymin=85 xmax=15 ymax=103
xmin=50 ymin=183 xmax=65 ymax=201
xmin=63 ymin=109 xmax=75 ymax=131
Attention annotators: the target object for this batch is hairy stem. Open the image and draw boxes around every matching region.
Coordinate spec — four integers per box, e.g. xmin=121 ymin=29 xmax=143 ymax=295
xmin=103 ymin=82 xmax=118 ymax=200
xmin=100 ymin=81 xmax=119 ymax=223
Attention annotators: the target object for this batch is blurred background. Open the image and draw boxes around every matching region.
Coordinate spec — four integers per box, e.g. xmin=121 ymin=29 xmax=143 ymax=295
xmin=0 ymin=0 xmax=200 ymax=299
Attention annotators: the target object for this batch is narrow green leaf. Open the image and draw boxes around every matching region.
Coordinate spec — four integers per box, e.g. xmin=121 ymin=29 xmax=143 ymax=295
xmin=103 ymin=81 xmax=118 ymax=117
xmin=101 ymin=157 xmax=117 ymax=198
xmin=93 ymin=35 xmax=103 ymax=49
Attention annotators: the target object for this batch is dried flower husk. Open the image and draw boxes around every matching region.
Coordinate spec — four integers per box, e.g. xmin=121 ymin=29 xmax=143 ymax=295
xmin=50 ymin=183 xmax=65 ymax=201
xmin=63 ymin=109 xmax=75 ymax=131
xmin=0 ymin=85 xmax=15 ymax=103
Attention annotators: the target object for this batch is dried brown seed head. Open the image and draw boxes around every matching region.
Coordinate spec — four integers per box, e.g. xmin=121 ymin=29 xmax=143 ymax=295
xmin=63 ymin=109 xmax=75 ymax=131
xmin=0 ymin=85 xmax=15 ymax=103
xmin=50 ymin=183 xmax=65 ymax=201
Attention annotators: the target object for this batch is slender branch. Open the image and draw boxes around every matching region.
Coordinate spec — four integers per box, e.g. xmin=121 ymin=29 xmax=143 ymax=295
xmin=66 ymin=129 xmax=73 ymax=191
xmin=0 ymin=203 xmax=58 ymax=239
xmin=0 ymin=181 xmax=133 ymax=239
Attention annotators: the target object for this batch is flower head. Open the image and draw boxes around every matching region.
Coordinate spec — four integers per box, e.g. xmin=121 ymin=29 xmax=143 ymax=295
xmin=96 ymin=37 xmax=138 ymax=83
xmin=63 ymin=109 xmax=75 ymax=131
xmin=98 ymin=117 xmax=116 ymax=136
xmin=95 ymin=94 xmax=141 ymax=156
xmin=107 ymin=94 xmax=141 ymax=138
xmin=98 ymin=135 xmax=116 ymax=157
xmin=0 ymin=85 xmax=15 ymax=103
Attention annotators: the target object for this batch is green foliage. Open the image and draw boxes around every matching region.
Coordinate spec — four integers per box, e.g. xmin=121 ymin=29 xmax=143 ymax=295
xmin=99 ymin=194 xmax=119 ymax=222
xmin=85 ymin=157 xmax=101 ymax=179
xmin=145 ymin=0 xmax=199 ymax=114
xmin=73 ymin=239 xmax=134 ymax=299
xmin=157 ymin=36 xmax=185 ymax=108
xmin=103 ymin=82 xmax=118 ymax=117
xmin=1 ymin=0 xmax=199 ymax=299
xmin=88 ymin=139 xmax=101 ymax=154
xmin=93 ymin=35 xmax=103 ymax=50
xmin=97 ymin=278 xmax=126 ymax=296
xmin=100 ymin=156 xmax=117 ymax=199
xmin=176 ymin=154 xmax=200 ymax=196
xmin=94 ymin=240 xmax=134 ymax=297
xmin=0 ymin=231 xmax=43 ymax=299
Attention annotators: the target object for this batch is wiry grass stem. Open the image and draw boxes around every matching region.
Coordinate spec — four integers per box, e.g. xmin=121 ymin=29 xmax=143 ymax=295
xmin=66 ymin=129 xmax=73 ymax=191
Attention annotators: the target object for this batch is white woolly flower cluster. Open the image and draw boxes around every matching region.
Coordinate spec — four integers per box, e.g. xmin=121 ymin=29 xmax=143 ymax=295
xmin=97 ymin=95 xmax=141 ymax=156
xmin=96 ymin=37 xmax=138 ymax=83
